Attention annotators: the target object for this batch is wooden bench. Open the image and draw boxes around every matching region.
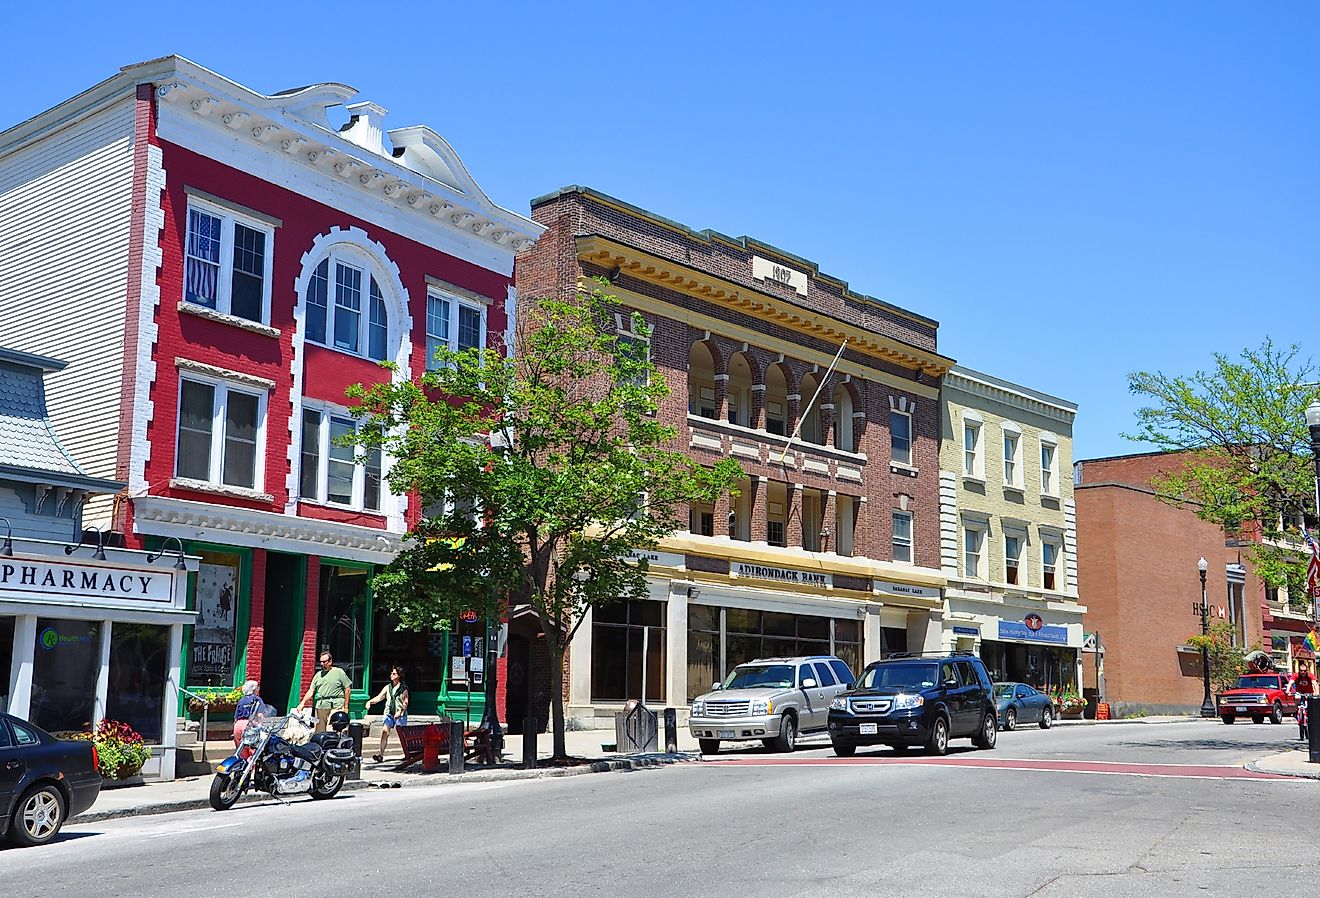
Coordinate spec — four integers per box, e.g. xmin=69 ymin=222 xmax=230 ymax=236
xmin=392 ymin=721 xmax=496 ymax=770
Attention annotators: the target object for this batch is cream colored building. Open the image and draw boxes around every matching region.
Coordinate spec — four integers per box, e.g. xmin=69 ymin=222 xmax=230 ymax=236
xmin=938 ymin=366 xmax=1084 ymax=693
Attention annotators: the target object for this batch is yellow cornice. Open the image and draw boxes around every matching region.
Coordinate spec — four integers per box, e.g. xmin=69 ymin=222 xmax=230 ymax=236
xmin=576 ymin=235 xmax=954 ymax=378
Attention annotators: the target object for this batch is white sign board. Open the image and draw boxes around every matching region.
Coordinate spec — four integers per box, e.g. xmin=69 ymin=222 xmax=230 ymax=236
xmin=626 ymin=549 xmax=686 ymax=570
xmin=874 ymin=580 xmax=940 ymax=601
xmin=450 ymin=656 xmax=468 ymax=683
xmin=752 ymin=256 xmax=809 ymax=297
xmin=732 ymin=562 xmax=831 ymax=589
xmin=0 ymin=558 xmax=176 ymax=607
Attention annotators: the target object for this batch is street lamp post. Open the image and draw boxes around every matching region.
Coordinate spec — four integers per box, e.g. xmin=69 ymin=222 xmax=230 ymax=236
xmin=1307 ymin=400 xmax=1320 ymax=522
xmin=1198 ymin=556 xmax=1215 ymax=718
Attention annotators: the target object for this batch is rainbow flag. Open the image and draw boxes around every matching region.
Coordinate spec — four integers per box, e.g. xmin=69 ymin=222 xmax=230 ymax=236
xmin=1305 ymin=630 xmax=1320 ymax=654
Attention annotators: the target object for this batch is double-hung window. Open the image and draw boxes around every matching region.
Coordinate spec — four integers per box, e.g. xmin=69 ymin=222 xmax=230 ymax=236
xmin=300 ymin=408 xmax=384 ymax=512
xmin=1040 ymin=437 xmax=1058 ymax=497
xmin=175 ymin=378 xmax=265 ymax=492
xmin=890 ymin=410 xmax=912 ymax=465
xmin=963 ymin=523 xmax=986 ymax=579
xmin=1002 ymin=424 xmax=1023 ymax=488
xmin=424 ymin=290 xmax=487 ymax=371
xmin=892 ymin=511 xmax=913 ymax=563
xmin=305 ymin=253 xmax=390 ymax=362
xmin=184 ymin=201 xmax=273 ymax=324
xmin=1004 ymin=531 xmax=1024 ymax=586
xmin=1042 ymin=537 xmax=1061 ymax=591
xmin=963 ymin=418 xmax=983 ymax=479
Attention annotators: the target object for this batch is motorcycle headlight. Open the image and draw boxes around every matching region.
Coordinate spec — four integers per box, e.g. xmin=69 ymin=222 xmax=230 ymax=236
xmin=892 ymin=694 xmax=925 ymax=710
xmin=691 ymin=700 xmax=705 ymax=716
xmin=830 ymin=697 xmax=848 ymax=712
xmin=750 ymin=699 xmax=772 ymax=716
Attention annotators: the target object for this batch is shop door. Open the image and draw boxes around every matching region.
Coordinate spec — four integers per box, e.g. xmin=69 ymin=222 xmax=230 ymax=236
xmin=262 ymin=553 xmax=306 ymax=714
xmin=506 ymin=635 xmax=529 ymax=735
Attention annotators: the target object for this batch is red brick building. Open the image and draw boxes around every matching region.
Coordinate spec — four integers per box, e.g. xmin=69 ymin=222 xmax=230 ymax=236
xmin=516 ymin=186 xmax=954 ymax=726
xmin=1075 ymin=451 xmax=1271 ymax=714
xmin=0 ymin=57 xmax=542 ymax=724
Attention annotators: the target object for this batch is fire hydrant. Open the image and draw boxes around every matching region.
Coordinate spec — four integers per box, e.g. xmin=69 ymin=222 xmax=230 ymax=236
xmin=422 ymin=723 xmax=442 ymax=773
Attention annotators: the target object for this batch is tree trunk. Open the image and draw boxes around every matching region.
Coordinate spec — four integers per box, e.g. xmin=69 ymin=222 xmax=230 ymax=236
xmin=548 ymin=642 xmax=568 ymax=759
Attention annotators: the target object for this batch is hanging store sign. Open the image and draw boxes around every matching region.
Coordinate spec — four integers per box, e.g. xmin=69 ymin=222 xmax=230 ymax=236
xmin=0 ymin=557 xmax=175 ymax=607
xmin=731 ymin=562 xmax=831 ymax=589
xmin=998 ymin=619 xmax=1069 ymax=645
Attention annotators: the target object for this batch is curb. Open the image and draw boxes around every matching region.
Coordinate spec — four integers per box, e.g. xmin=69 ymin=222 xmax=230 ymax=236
xmin=74 ymin=753 xmax=697 ymax=824
xmin=1052 ymin=717 xmax=1201 ymax=726
xmin=1246 ymin=752 xmax=1320 ymax=781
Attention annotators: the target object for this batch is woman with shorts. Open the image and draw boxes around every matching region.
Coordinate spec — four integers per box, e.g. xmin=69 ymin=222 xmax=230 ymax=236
xmin=365 ymin=665 xmax=410 ymax=763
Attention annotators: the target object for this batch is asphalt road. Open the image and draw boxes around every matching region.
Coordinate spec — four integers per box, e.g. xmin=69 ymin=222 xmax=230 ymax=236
xmin=1 ymin=719 xmax=1314 ymax=898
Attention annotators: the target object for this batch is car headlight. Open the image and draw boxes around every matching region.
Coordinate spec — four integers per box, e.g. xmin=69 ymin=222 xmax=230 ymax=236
xmin=892 ymin=694 xmax=925 ymax=710
xmin=691 ymin=700 xmax=705 ymax=716
xmin=830 ymin=697 xmax=848 ymax=712
xmin=750 ymin=699 xmax=772 ymax=715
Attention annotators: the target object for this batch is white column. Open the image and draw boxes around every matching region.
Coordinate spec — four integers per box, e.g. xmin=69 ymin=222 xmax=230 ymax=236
xmin=161 ymin=623 xmax=183 ymax=781
xmin=666 ymin=581 xmax=688 ymax=708
xmin=567 ymin=606 xmax=593 ymax=713
xmin=862 ymin=605 xmax=883 ymax=664
xmin=9 ymin=615 xmax=36 ymax=720
xmin=93 ymin=619 xmax=112 ymax=725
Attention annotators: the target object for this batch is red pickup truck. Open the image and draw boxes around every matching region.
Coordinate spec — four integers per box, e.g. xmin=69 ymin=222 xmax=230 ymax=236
xmin=1217 ymin=673 xmax=1296 ymax=724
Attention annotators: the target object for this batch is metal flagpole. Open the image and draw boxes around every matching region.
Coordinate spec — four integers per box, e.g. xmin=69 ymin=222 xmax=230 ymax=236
xmin=777 ymin=340 xmax=849 ymax=466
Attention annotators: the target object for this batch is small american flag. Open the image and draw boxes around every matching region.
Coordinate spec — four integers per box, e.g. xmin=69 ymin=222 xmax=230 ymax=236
xmin=1304 ymin=527 xmax=1320 ymax=602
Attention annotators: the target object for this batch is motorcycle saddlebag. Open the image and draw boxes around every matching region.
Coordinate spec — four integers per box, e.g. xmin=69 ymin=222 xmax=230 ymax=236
xmin=321 ymin=748 xmax=356 ymax=775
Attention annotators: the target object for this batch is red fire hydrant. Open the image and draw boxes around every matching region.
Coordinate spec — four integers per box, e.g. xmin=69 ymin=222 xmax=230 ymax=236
xmin=422 ymin=723 xmax=442 ymax=773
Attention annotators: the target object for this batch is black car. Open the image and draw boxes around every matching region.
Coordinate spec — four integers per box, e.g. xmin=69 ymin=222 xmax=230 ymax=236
xmin=827 ymin=652 xmax=998 ymax=756
xmin=0 ymin=713 xmax=101 ymax=847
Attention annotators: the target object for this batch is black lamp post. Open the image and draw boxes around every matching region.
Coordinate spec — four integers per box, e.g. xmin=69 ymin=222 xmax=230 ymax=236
xmin=1198 ymin=556 xmax=1215 ymax=718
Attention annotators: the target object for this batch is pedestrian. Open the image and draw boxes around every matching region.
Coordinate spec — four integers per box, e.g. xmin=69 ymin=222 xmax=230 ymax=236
xmin=232 ymin=680 xmax=263 ymax=747
xmin=295 ymin=651 xmax=352 ymax=733
xmin=364 ymin=665 xmax=410 ymax=763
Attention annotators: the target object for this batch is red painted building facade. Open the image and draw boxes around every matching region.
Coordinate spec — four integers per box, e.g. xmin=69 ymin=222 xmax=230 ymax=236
xmin=0 ymin=57 xmax=541 ymax=723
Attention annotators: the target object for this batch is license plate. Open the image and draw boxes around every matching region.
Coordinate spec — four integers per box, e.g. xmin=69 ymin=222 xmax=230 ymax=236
xmin=717 ymin=729 xmax=735 ymax=739
xmin=1236 ymin=707 xmax=1247 ymax=713
xmin=859 ymin=723 xmax=878 ymax=735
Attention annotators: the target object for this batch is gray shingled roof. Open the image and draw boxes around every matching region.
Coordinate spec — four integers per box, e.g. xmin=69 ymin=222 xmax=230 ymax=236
xmin=0 ymin=351 xmax=90 ymax=478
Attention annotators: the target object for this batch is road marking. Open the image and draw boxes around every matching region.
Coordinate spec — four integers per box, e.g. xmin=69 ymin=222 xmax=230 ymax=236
xmin=702 ymin=756 xmax=1297 ymax=781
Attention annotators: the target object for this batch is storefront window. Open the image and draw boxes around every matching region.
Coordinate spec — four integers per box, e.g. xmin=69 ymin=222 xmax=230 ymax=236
xmin=687 ymin=604 xmax=719 ymax=701
xmin=318 ymin=565 xmax=372 ymax=688
xmin=0 ymin=616 xmax=13 ymax=714
xmin=191 ymin=551 xmax=242 ymax=685
xmin=30 ymin=618 xmax=99 ymax=734
xmin=881 ymin=626 xmax=908 ymax=658
xmin=833 ymin=619 xmax=862 ymax=677
xmin=725 ymin=609 xmax=844 ymax=670
xmin=592 ymin=599 xmax=666 ymax=703
xmin=106 ymin=624 xmax=169 ymax=743
xmin=371 ymin=612 xmax=447 ymax=696
xmin=981 ymin=640 xmax=1077 ymax=692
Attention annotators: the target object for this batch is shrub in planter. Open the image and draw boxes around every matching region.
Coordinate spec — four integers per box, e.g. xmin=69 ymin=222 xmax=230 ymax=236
xmin=187 ymin=686 xmax=243 ymax=715
xmin=75 ymin=720 xmax=152 ymax=779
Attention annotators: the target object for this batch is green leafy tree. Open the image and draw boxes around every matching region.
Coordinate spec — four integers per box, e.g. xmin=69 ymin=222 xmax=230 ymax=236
xmin=1185 ymin=620 xmax=1261 ymax=694
xmin=1127 ymin=339 xmax=1319 ymax=604
xmin=348 ymin=283 xmax=742 ymax=759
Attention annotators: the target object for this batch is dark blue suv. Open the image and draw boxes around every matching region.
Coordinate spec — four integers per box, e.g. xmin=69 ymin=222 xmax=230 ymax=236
xmin=826 ymin=652 xmax=998 ymax=756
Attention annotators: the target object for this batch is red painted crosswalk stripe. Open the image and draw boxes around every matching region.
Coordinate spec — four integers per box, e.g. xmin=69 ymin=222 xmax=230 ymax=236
xmin=702 ymin=755 xmax=1295 ymax=780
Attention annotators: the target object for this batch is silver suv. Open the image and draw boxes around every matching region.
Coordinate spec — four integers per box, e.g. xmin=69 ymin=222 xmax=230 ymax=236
xmin=689 ymin=656 xmax=856 ymax=754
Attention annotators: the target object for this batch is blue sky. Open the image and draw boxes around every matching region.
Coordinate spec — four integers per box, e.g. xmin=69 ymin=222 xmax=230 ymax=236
xmin=10 ymin=4 xmax=1318 ymax=459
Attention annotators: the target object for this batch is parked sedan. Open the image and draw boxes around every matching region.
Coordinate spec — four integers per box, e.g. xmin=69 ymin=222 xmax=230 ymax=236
xmin=0 ymin=713 xmax=101 ymax=847
xmin=994 ymin=683 xmax=1054 ymax=731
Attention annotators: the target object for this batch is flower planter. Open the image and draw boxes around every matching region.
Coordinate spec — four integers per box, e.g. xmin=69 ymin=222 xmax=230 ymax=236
xmin=188 ymin=698 xmax=237 ymax=715
xmin=1060 ymin=706 xmax=1086 ymax=719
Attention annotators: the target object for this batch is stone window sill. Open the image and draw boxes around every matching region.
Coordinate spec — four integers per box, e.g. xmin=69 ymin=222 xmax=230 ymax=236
xmin=178 ymin=301 xmax=280 ymax=338
xmin=170 ymin=477 xmax=273 ymax=503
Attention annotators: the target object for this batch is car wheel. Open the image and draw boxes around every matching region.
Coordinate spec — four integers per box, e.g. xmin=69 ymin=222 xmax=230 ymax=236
xmin=698 ymin=739 xmax=721 ymax=755
xmin=1004 ymin=708 xmax=1017 ymax=731
xmin=832 ymin=740 xmax=856 ymax=757
xmin=8 ymin=784 xmax=65 ymax=847
xmin=1251 ymin=715 xmax=1264 ymax=724
xmin=926 ymin=715 xmax=950 ymax=756
xmin=772 ymin=714 xmax=797 ymax=753
xmin=1270 ymin=702 xmax=1283 ymax=725
xmin=973 ymin=712 xmax=998 ymax=750
xmin=1221 ymin=715 xmax=1235 ymax=725
xmin=1040 ymin=706 xmax=1053 ymax=729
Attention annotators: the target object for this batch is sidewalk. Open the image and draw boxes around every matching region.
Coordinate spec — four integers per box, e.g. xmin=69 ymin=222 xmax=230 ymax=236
xmin=77 ymin=727 xmax=702 ymax=824
xmin=1053 ymin=715 xmax=1201 ymax=726
xmin=1248 ymin=746 xmax=1320 ymax=780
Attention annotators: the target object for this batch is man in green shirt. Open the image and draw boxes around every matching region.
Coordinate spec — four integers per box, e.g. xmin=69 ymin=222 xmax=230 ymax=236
xmin=296 ymin=651 xmax=352 ymax=733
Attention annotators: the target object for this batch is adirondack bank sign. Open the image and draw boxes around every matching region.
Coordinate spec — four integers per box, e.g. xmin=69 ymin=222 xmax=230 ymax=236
xmin=0 ymin=558 xmax=176 ymax=607
xmin=732 ymin=562 xmax=832 ymax=589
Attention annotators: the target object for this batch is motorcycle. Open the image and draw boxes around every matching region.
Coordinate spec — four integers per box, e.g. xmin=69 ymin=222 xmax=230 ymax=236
xmin=209 ymin=705 xmax=357 ymax=811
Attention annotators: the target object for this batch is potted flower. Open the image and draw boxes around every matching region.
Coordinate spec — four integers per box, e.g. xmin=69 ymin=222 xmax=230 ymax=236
xmin=188 ymin=686 xmax=243 ymax=715
xmin=75 ymin=720 xmax=152 ymax=780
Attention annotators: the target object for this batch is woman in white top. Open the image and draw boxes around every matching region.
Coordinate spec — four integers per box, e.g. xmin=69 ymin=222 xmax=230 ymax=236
xmin=364 ymin=665 xmax=410 ymax=763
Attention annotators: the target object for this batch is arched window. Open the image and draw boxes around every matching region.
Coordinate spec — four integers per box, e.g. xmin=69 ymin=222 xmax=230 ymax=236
xmin=833 ymin=384 xmax=855 ymax=452
xmin=687 ymin=342 xmax=718 ymax=419
xmin=764 ymin=364 xmax=790 ymax=437
xmin=305 ymin=249 xmax=392 ymax=362
xmin=727 ymin=352 xmax=754 ymax=427
xmin=799 ymin=374 xmax=822 ymax=444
